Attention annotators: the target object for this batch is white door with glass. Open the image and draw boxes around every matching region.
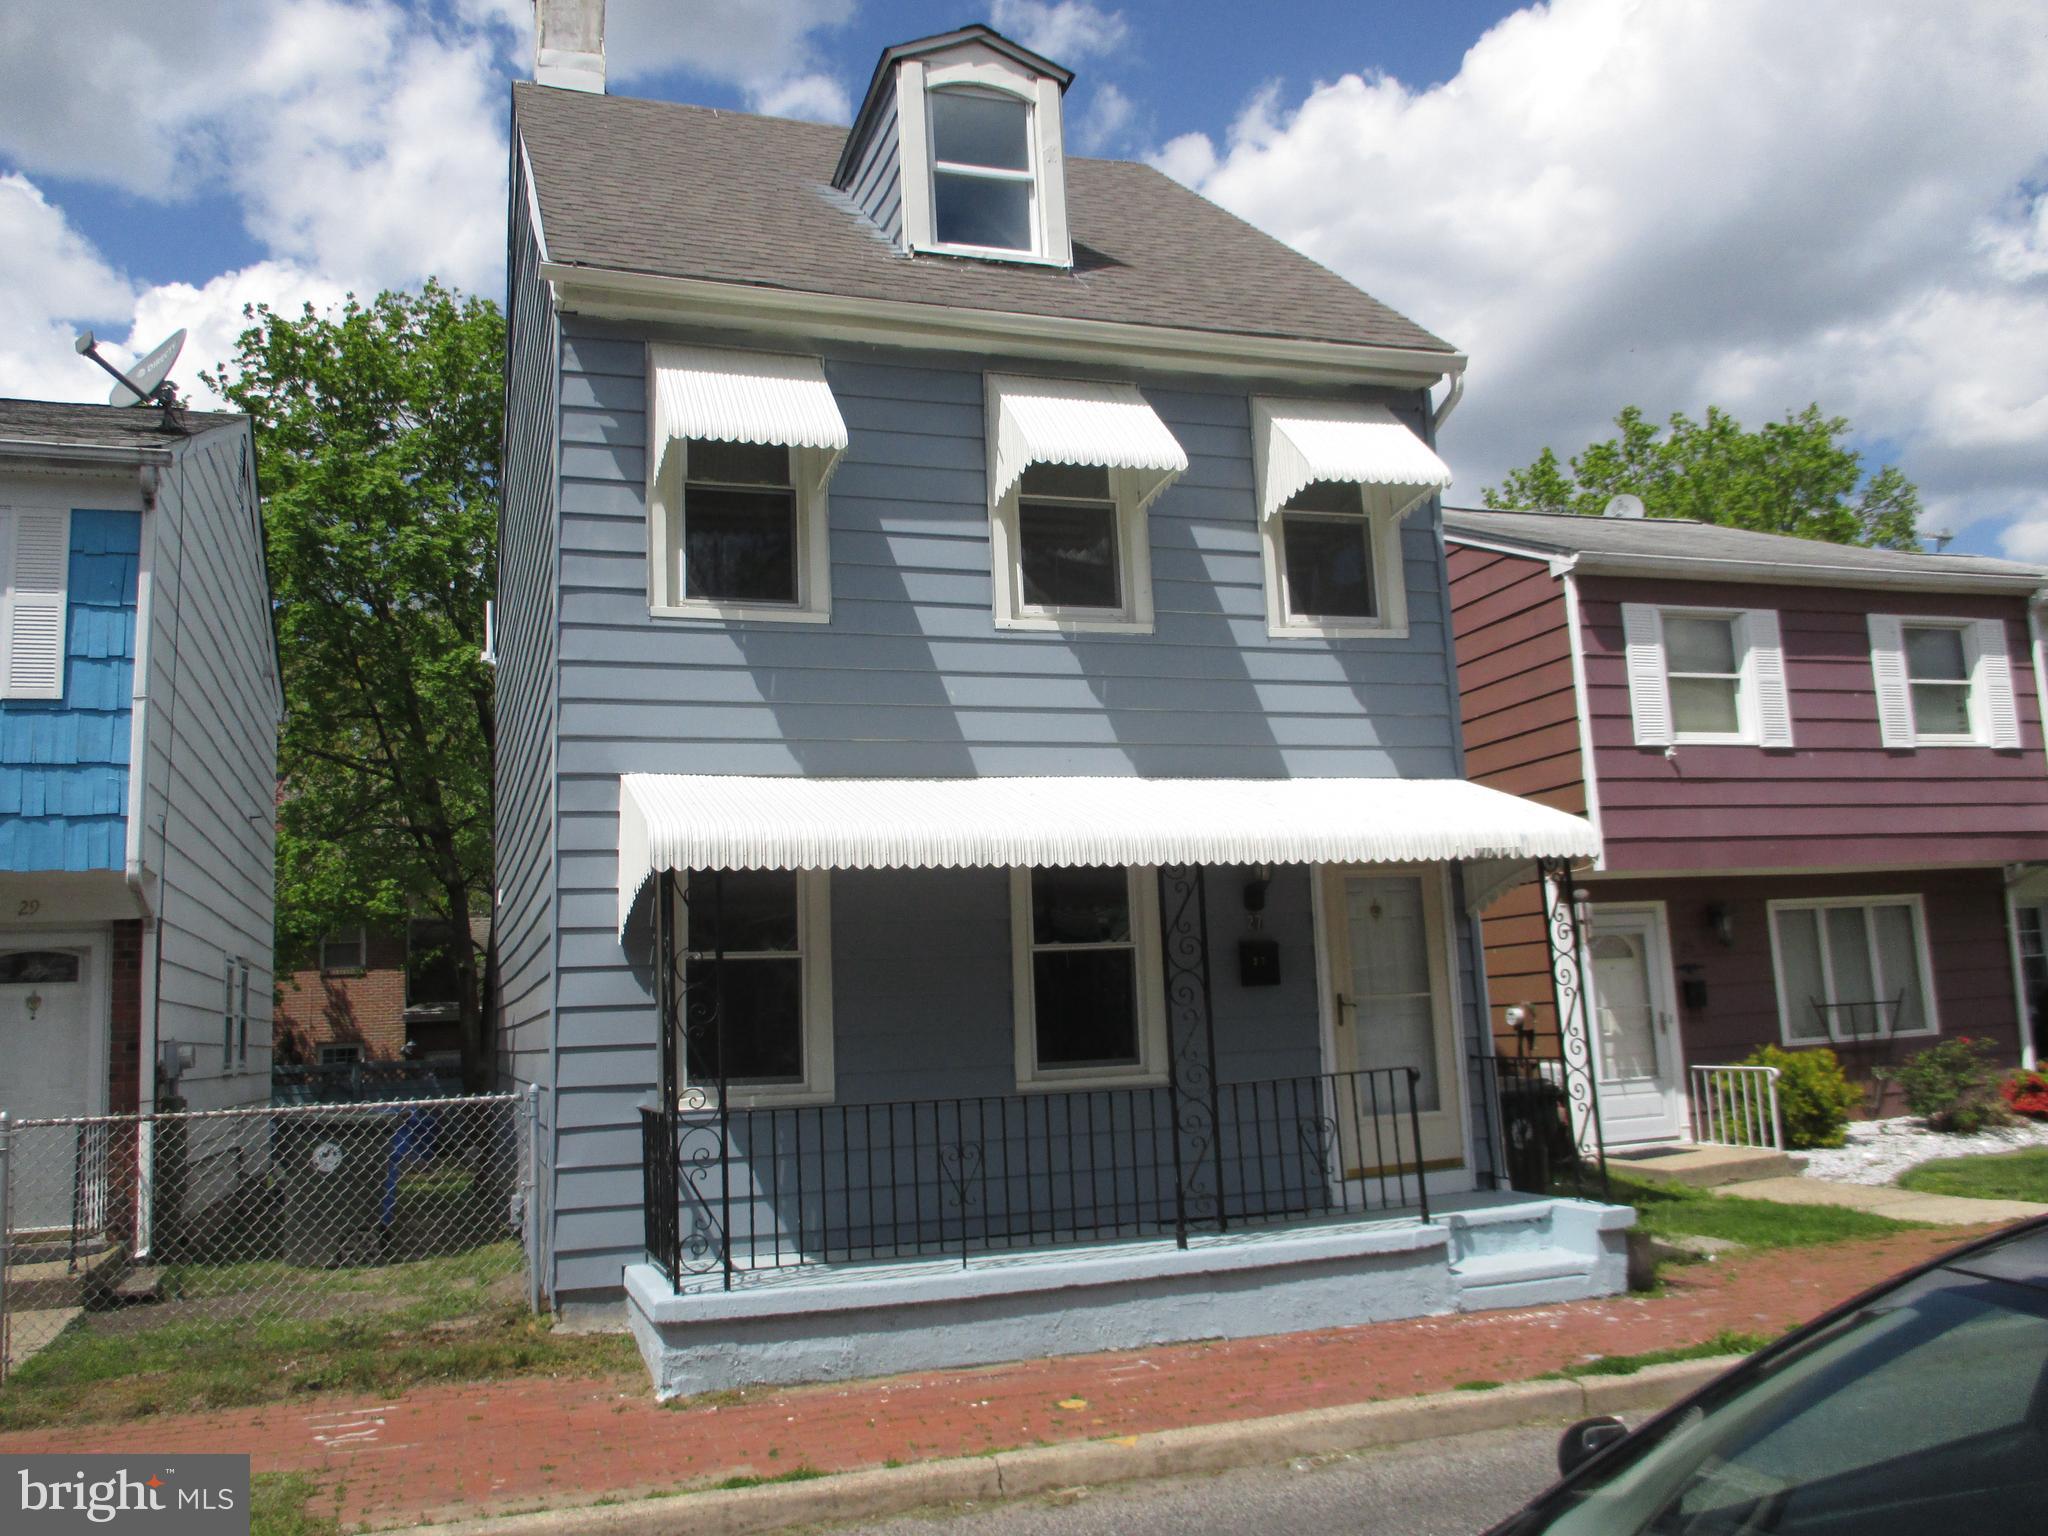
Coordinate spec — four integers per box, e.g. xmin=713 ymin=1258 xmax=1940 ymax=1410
xmin=1322 ymin=869 xmax=1463 ymax=1172
xmin=0 ymin=943 xmax=97 ymax=1230
xmin=1587 ymin=907 xmax=1685 ymax=1145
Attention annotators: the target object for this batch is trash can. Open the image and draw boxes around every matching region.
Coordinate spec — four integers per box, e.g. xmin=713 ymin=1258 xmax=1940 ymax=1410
xmin=276 ymin=1113 xmax=389 ymax=1266
xmin=1498 ymin=1069 xmax=1572 ymax=1194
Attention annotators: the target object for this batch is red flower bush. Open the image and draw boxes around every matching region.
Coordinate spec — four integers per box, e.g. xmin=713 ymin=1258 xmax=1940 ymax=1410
xmin=2001 ymin=1068 xmax=2048 ymax=1118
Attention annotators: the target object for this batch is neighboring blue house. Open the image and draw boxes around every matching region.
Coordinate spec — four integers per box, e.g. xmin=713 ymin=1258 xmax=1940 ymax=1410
xmin=497 ymin=10 xmax=1617 ymax=1396
xmin=0 ymin=398 xmax=280 ymax=1236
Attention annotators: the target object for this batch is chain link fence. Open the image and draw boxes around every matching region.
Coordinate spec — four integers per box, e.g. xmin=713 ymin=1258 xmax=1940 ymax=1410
xmin=0 ymin=1090 xmax=537 ymax=1382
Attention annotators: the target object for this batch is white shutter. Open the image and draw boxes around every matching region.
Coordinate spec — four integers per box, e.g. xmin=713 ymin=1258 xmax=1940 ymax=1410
xmin=1 ymin=509 xmax=69 ymax=700
xmin=1621 ymin=603 xmax=1672 ymax=747
xmin=1867 ymin=614 xmax=1914 ymax=749
xmin=1973 ymin=617 xmax=2023 ymax=749
xmin=1743 ymin=609 xmax=1795 ymax=749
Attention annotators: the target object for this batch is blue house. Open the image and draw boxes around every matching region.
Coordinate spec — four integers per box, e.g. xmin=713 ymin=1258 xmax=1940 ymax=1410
xmin=0 ymin=398 xmax=281 ymax=1239
xmin=497 ymin=11 xmax=1619 ymax=1396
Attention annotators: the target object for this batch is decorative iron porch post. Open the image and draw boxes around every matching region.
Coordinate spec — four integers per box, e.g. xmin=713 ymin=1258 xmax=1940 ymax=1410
xmin=1539 ymin=857 xmax=1609 ymax=1198
xmin=1157 ymin=865 xmax=1224 ymax=1243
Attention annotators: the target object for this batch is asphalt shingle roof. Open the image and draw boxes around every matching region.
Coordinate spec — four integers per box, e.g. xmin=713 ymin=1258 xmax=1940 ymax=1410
xmin=1442 ymin=506 xmax=2047 ymax=585
xmin=0 ymin=397 xmax=242 ymax=452
xmin=513 ymin=83 xmax=1457 ymax=359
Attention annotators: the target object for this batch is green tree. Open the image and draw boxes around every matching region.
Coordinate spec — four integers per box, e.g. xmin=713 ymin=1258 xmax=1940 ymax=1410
xmin=207 ymin=283 xmax=501 ymax=1085
xmin=1483 ymin=404 xmax=1922 ymax=549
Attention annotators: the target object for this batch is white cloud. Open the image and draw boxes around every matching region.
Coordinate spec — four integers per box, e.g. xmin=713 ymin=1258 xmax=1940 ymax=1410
xmin=989 ymin=0 xmax=1128 ymax=64
xmin=1167 ymin=0 xmax=2048 ymax=555
xmin=0 ymin=176 xmax=137 ymax=401
xmin=750 ymin=71 xmax=852 ymax=124
xmin=1074 ymin=82 xmax=1136 ymax=155
xmin=606 ymin=0 xmax=852 ymax=94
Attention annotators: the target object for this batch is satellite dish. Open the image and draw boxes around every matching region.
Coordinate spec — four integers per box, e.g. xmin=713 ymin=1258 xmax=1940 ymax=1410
xmin=1603 ymin=493 xmax=1646 ymax=520
xmin=105 ymin=329 xmax=186 ymax=407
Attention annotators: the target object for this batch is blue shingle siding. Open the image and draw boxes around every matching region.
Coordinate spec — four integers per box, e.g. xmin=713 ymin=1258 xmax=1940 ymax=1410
xmin=0 ymin=509 xmax=140 ymax=872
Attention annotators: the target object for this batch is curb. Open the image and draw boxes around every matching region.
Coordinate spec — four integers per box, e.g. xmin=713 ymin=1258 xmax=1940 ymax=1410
xmin=394 ymin=1356 xmax=1741 ymax=1536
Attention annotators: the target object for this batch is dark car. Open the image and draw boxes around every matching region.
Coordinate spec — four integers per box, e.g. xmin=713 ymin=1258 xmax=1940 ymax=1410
xmin=1486 ymin=1215 xmax=2048 ymax=1535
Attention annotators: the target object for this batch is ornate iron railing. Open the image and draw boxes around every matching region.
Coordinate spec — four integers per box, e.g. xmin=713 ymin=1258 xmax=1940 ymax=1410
xmin=639 ymin=1065 xmax=1429 ymax=1289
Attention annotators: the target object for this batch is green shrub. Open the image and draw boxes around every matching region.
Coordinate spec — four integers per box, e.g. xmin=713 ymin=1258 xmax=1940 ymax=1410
xmin=1898 ymin=1037 xmax=2014 ymax=1133
xmin=1739 ymin=1045 xmax=1859 ymax=1149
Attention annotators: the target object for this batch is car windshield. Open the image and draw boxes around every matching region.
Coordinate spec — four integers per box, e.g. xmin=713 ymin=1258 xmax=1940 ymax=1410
xmin=1531 ymin=1268 xmax=2048 ymax=1535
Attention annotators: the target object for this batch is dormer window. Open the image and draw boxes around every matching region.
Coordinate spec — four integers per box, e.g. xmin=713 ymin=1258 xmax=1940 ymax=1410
xmin=929 ymin=87 xmax=1035 ymax=253
xmin=834 ymin=26 xmax=1074 ymax=268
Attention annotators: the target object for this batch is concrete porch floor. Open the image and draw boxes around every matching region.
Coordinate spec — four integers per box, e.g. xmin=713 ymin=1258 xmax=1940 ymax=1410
xmin=1605 ymin=1143 xmax=1797 ymax=1187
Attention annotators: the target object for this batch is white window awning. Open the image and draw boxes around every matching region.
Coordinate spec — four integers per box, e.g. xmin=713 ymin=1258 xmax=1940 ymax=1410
xmin=650 ymin=344 xmax=850 ymax=495
xmin=617 ymin=774 xmax=1597 ymax=935
xmin=1253 ymin=398 xmax=1453 ymax=521
xmin=987 ymin=374 xmax=1189 ymax=510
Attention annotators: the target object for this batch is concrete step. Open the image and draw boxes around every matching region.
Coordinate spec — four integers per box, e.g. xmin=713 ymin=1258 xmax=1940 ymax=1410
xmin=1607 ymin=1144 xmax=1796 ymax=1188
xmin=1450 ymin=1245 xmax=1597 ymax=1312
xmin=3 ymin=1241 xmax=128 ymax=1310
xmin=110 ymin=1265 xmax=162 ymax=1304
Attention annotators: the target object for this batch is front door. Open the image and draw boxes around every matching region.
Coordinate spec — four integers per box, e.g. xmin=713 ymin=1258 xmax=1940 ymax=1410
xmin=0 ymin=942 xmax=97 ymax=1229
xmin=1587 ymin=906 xmax=1684 ymax=1145
xmin=1322 ymin=868 xmax=1464 ymax=1173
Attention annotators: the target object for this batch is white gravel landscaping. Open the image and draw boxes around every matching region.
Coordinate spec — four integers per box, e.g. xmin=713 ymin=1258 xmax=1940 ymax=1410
xmin=1797 ymin=1115 xmax=2048 ymax=1186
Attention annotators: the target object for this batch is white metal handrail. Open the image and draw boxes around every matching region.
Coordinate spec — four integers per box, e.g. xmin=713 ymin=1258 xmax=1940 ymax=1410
xmin=1689 ymin=1064 xmax=1783 ymax=1151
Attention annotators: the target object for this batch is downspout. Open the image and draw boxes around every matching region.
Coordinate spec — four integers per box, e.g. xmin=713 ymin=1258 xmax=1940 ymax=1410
xmin=128 ymin=464 xmax=161 ymax=1255
xmin=1431 ymin=370 xmax=1466 ymax=433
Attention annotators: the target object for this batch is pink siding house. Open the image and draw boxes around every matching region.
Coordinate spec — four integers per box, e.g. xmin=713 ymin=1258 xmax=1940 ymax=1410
xmin=1446 ymin=507 xmax=2048 ymax=1144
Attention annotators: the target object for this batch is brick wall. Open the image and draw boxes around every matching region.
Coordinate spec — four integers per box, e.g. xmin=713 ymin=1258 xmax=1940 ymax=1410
xmin=275 ymin=928 xmax=410 ymax=1061
xmin=108 ymin=918 xmax=143 ymax=1112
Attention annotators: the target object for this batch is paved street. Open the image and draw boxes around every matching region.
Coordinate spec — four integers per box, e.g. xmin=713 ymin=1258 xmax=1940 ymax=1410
xmin=824 ymin=1425 xmax=1560 ymax=1536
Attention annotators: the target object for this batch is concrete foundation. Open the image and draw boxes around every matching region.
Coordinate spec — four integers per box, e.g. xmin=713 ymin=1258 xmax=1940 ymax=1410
xmin=626 ymin=1193 xmax=1635 ymax=1399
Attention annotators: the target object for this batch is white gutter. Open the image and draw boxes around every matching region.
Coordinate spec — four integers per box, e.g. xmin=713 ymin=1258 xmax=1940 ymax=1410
xmin=124 ymin=465 xmax=157 ymax=916
xmin=0 ymin=440 xmax=173 ymax=467
xmin=1431 ymin=371 xmax=1465 ymax=431
xmin=539 ymin=261 xmax=1467 ymax=389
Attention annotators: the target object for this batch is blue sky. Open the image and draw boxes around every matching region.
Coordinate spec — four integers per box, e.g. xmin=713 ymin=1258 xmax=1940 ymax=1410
xmin=3 ymin=1 xmax=2045 ymax=556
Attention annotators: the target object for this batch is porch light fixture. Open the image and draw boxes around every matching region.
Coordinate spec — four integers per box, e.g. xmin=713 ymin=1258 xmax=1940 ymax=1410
xmin=1242 ymin=867 xmax=1272 ymax=914
xmin=1706 ymin=902 xmax=1736 ymax=948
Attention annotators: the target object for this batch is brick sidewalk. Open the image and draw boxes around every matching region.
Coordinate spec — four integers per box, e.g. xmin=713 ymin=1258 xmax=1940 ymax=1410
xmin=0 ymin=1228 xmax=1973 ymax=1530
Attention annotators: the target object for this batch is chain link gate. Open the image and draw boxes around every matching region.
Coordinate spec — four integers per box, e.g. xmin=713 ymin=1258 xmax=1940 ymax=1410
xmin=0 ymin=1089 xmax=539 ymax=1381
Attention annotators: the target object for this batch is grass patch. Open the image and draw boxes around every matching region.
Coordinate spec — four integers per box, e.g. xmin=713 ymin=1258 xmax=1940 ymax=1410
xmin=250 ymin=1474 xmax=341 ymax=1536
xmin=0 ymin=1246 xmax=641 ymax=1432
xmin=1596 ymin=1172 xmax=1924 ymax=1250
xmin=1453 ymin=1379 xmax=1503 ymax=1392
xmin=705 ymin=1467 xmax=826 ymax=1492
xmin=1538 ymin=1331 xmax=1773 ymax=1381
xmin=1899 ymin=1146 xmax=2048 ymax=1203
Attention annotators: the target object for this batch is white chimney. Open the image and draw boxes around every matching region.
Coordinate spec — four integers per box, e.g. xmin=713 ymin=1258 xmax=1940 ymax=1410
xmin=535 ymin=0 xmax=606 ymax=93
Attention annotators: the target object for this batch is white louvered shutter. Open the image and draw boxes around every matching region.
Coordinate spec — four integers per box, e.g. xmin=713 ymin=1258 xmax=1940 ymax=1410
xmin=1743 ymin=609 xmax=1795 ymax=749
xmin=1973 ymin=617 xmax=2023 ymax=749
xmin=1867 ymin=614 xmax=1913 ymax=749
xmin=1621 ymin=603 xmax=1672 ymax=747
xmin=1 ymin=509 xmax=69 ymax=700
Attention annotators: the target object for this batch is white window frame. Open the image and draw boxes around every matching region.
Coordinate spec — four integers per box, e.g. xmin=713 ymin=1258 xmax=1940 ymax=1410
xmin=237 ymin=957 xmax=252 ymax=1071
xmin=895 ymin=49 xmax=1072 ymax=268
xmin=1888 ymin=618 xmax=2015 ymax=748
xmin=1258 ymin=483 xmax=1411 ymax=641
xmin=991 ymin=462 xmax=1156 ymax=634
xmin=319 ymin=1042 xmax=364 ymax=1066
xmin=1010 ymin=866 xmax=1169 ymax=1091
xmin=673 ymin=870 xmax=835 ymax=1108
xmin=1766 ymin=894 xmax=1941 ymax=1048
xmin=1622 ymin=603 xmax=1794 ymax=749
xmin=647 ymin=437 xmax=833 ymax=626
xmin=319 ymin=927 xmax=367 ymax=973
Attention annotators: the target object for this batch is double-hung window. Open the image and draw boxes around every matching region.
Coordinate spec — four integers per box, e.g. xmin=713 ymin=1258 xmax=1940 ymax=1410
xmin=1867 ymin=615 xmax=2022 ymax=749
xmin=1770 ymin=896 xmax=1937 ymax=1045
xmin=1621 ymin=604 xmax=1794 ymax=748
xmin=929 ymin=86 xmax=1035 ymax=255
xmin=646 ymin=345 xmax=847 ymax=624
xmin=319 ymin=928 xmax=367 ymax=973
xmin=1011 ymin=866 xmax=1167 ymax=1089
xmin=1252 ymin=398 xmax=1452 ymax=640
xmin=985 ymin=374 xmax=1187 ymax=633
xmin=677 ymin=869 xmax=834 ymax=1104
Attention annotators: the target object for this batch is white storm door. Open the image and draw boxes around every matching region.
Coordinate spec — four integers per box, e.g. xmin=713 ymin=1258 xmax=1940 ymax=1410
xmin=1586 ymin=907 xmax=1684 ymax=1145
xmin=1323 ymin=868 xmax=1464 ymax=1171
xmin=0 ymin=942 xmax=97 ymax=1229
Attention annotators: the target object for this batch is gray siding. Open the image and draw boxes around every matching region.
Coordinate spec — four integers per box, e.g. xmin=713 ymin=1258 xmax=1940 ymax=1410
xmin=495 ymin=149 xmax=564 ymax=1285
xmin=143 ymin=423 xmax=278 ymax=1114
xmin=540 ymin=324 xmax=1469 ymax=1297
xmin=844 ymin=89 xmax=903 ymax=246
